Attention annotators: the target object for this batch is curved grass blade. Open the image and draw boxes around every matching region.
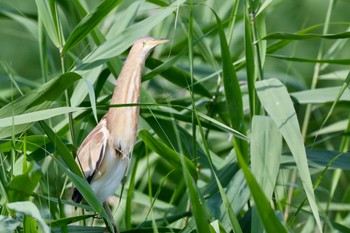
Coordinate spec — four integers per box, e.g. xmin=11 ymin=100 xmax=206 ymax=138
xmin=265 ymin=24 xmax=324 ymax=54
xmin=269 ymin=54 xmax=350 ymax=65
xmin=61 ymin=0 xmax=123 ymax=55
xmin=255 ymin=78 xmax=322 ymax=231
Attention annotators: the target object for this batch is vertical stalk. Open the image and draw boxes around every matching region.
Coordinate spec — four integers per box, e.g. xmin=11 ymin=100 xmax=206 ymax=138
xmin=246 ymin=0 xmax=264 ymax=116
xmin=188 ymin=1 xmax=197 ymax=164
xmin=61 ymin=54 xmax=76 ymax=145
xmin=301 ymin=0 xmax=335 ymax=138
xmin=227 ymin=0 xmax=240 ymax=46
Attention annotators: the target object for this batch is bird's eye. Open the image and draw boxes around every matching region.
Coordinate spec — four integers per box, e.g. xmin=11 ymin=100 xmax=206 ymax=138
xmin=142 ymin=41 xmax=146 ymax=46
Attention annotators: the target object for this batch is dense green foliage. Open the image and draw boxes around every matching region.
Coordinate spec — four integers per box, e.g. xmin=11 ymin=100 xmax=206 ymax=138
xmin=1 ymin=0 xmax=350 ymax=232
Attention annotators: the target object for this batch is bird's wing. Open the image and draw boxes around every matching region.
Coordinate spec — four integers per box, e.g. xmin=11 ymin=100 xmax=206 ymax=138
xmin=75 ymin=118 xmax=110 ymax=181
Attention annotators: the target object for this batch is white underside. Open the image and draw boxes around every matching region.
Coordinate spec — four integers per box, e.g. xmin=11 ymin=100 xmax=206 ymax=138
xmin=90 ymin=146 xmax=130 ymax=202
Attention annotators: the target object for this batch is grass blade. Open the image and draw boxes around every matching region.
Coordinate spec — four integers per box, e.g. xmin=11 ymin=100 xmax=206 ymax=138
xmin=214 ymin=11 xmax=249 ymax=162
xmin=35 ymin=0 xmax=63 ymax=48
xmin=263 ymin=31 xmax=350 ymax=40
xmin=255 ymin=78 xmax=322 ymax=231
xmin=244 ymin=6 xmax=256 ymax=117
xmin=0 ymin=72 xmax=81 ymax=139
xmin=269 ymin=54 xmax=350 ymax=65
xmin=62 ymin=0 xmax=123 ymax=55
xmin=0 ymin=107 xmax=85 ymax=127
xmin=251 ymin=116 xmax=282 ymax=233
xmin=236 ymin=152 xmax=288 ymax=233
xmin=291 ymin=86 xmax=350 ymax=104
xmin=7 ymin=201 xmax=50 ymax=233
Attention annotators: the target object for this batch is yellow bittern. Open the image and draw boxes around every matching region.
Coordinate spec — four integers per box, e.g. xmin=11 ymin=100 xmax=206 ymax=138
xmin=72 ymin=37 xmax=169 ymax=230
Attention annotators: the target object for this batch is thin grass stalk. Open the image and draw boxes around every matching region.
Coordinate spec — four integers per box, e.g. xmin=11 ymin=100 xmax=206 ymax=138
xmin=188 ymin=1 xmax=197 ymax=164
xmin=125 ymin=150 xmax=140 ymax=229
xmin=22 ymin=134 xmax=27 ymax=172
xmin=10 ymin=68 xmax=20 ymax=181
xmin=227 ymin=0 xmax=240 ymax=46
xmin=301 ymin=0 xmax=335 ymax=138
xmin=252 ymin=9 xmax=266 ymax=115
xmin=244 ymin=4 xmax=256 ymax=118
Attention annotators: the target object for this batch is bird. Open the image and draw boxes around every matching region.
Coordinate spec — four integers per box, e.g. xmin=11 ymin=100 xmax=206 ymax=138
xmin=72 ymin=37 xmax=169 ymax=231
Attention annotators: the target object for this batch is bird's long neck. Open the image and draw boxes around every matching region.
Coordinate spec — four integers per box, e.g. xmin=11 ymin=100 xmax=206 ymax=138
xmin=110 ymin=53 xmax=143 ymax=105
xmin=106 ymin=51 xmax=145 ymax=153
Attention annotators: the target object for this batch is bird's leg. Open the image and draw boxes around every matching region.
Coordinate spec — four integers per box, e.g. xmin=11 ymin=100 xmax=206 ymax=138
xmin=103 ymin=202 xmax=119 ymax=233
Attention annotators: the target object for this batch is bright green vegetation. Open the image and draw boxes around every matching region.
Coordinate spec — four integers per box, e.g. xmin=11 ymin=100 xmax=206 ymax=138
xmin=1 ymin=0 xmax=350 ymax=232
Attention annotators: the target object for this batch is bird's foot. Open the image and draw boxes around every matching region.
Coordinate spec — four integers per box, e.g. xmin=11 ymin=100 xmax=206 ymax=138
xmin=103 ymin=202 xmax=119 ymax=233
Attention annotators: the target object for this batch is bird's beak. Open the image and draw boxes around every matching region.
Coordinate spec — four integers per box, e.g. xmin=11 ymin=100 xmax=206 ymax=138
xmin=147 ymin=38 xmax=170 ymax=47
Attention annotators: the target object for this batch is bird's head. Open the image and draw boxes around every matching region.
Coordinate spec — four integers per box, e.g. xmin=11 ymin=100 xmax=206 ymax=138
xmin=141 ymin=37 xmax=170 ymax=49
xmin=131 ymin=37 xmax=169 ymax=62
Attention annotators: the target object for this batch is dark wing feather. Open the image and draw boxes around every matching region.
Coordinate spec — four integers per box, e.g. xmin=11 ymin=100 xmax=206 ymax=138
xmin=72 ymin=118 xmax=109 ymax=203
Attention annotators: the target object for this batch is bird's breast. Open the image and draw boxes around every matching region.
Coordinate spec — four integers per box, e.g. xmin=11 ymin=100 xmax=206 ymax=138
xmin=107 ymin=106 xmax=139 ymax=157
